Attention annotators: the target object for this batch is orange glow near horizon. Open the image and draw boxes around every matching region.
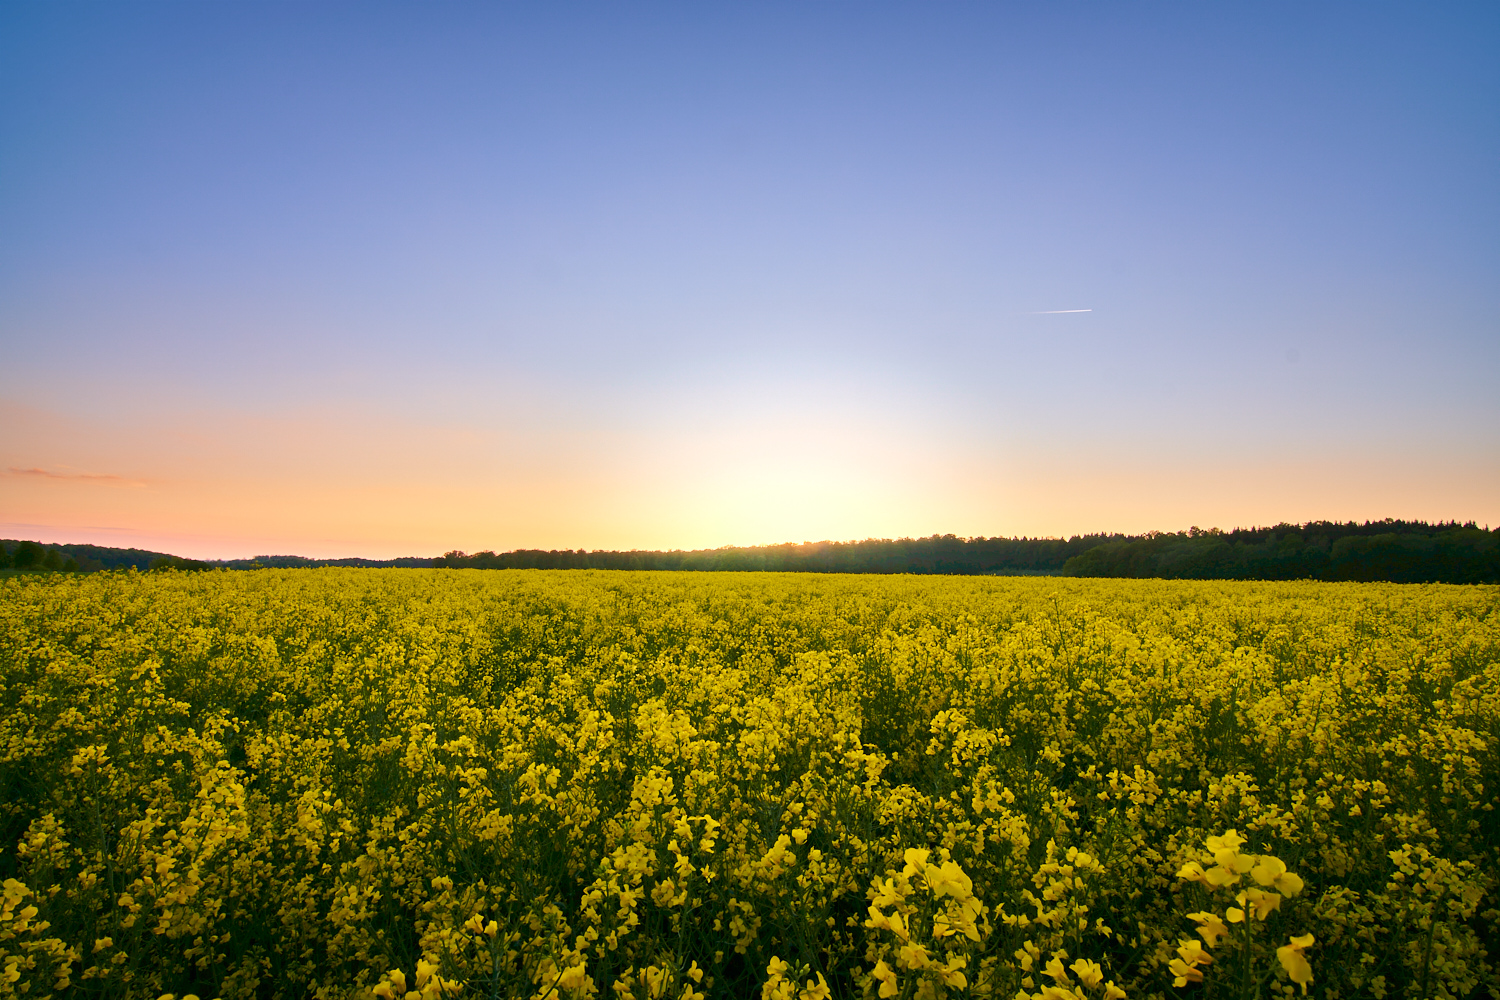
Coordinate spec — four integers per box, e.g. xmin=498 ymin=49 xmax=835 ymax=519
xmin=3 ymin=5 xmax=1496 ymax=564
xmin=3 ymin=397 xmax=1494 ymax=562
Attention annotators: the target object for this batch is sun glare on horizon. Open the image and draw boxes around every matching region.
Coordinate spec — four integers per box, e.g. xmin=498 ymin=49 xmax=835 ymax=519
xmin=1 ymin=5 xmax=1496 ymax=559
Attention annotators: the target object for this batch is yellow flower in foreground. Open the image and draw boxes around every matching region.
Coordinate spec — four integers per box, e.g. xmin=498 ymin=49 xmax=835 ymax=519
xmin=1185 ymin=911 xmax=1231 ymax=947
xmin=1251 ymin=856 xmax=1306 ymax=897
xmin=373 ymin=970 xmax=408 ymax=1000
xmin=1250 ymin=855 xmax=1286 ymax=885
xmin=872 ymin=878 xmax=903 ymax=908
xmin=1207 ymin=857 xmax=1252 ymax=886
xmin=1277 ymin=934 xmax=1315 ymax=994
xmin=1035 ymin=988 xmax=1080 ymax=1000
xmin=872 ymin=960 xmax=898 ymax=999
xmin=926 ymin=860 xmax=973 ymax=900
xmin=1177 ymin=860 xmax=1211 ymax=886
xmin=1205 ymin=830 xmax=1245 ymax=862
xmin=1070 ymin=958 xmax=1104 ymax=988
xmin=1169 ymin=939 xmax=1212 ymax=986
xmin=1228 ymin=887 xmax=1281 ymax=921
xmin=414 ymin=960 xmax=438 ymax=988
xmin=557 ymin=963 xmax=589 ymax=993
xmin=939 ymin=956 xmax=968 ymax=989
xmin=800 ymin=972 xmax=831 ymax=1000
xmin=1273 ymin=870 xmax=1305 ymax=897
xmin=897 ymin=942 xmax=931 ymax=970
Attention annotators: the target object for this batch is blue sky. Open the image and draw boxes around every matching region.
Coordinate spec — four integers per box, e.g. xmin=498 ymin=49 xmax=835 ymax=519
xmin=2 ymin=3 xmax=1496 ymax=558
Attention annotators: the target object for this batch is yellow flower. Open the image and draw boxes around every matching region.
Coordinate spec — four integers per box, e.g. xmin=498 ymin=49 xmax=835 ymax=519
xmin=1169 ymin=939 xmax=1212 ymax=986
xmin=1070 ymin=958 xmax=1104 ymax=988
xmin=1273 ymin=870 xmax=1305 ymax=897
xmin=1205 ymin=830 xmax=1245 ymax=860
xmin=1250 ymin=856 xmax=1305 ymax=896
xmin=926 ymin=860 xmax=973 ymax=899
xmin=1250 ymin=855 xmax=1286 ymax=885
xmin=897 ymin=942 xmax=931 ymax=970
xmin=1206 ymin=858 xmax=1252 ymax=886
xmin=872 ymin=878 xmax=903 ymax=908
xmin=1277 ymin=934 xmax=1315 ymax=994
xmin=1035 ymin=988 xmax=1080 ymax=1000
xmin=1186 ymin=911 xmax=1231 ymax=947
xmin=1236 ymin=888 xmax=1281 ymax=920
xmin=373 ymin=969 xmax=408 ymax=1000
xmin=558 ymin=963 xmax=589 ymax=993
xmin=2 ymin=879 xmax=27 ymax=907
xmin=1205 ymin=830 xmax=1243 ymax=852
xmin=799 ymin=973 xmax=831 ymax=1000
xmin=872 ymin=960 xmax=899 ymax=999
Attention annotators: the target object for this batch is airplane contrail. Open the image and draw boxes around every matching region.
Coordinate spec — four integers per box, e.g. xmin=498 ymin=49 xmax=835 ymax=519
xmin=1030 ymin=308 xmax=1092 ymax=314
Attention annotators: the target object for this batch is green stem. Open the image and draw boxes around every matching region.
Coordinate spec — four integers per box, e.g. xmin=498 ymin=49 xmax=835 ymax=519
xmin=1417 ymin=915 xmax=1437 ymax=1000
xmin=1240 ymin=913 xmax=1253 ymax=1000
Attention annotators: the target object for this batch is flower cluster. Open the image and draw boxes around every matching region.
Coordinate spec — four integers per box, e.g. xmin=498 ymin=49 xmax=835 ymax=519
xmin=0 ymin=568 xmax=1495 ymax=999
xmin=858 ymin=848 xmax=984 ymax=999
xmin=1175 ymin=831 xmax=1311 ymax=994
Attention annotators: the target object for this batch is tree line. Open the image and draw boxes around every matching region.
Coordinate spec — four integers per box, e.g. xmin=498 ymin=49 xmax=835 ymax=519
xmin=435 ymin=533 xmax=1127 ymax=574
xmin=8 ymin=520 xmax=1496 ymax=583
xmin=0 ymin=540 xmax=82 ymax=572
xmin=1060 ymin=520 xmax=1497 ymax=584
xmin=435 ymin=521 xmax=1497 ymax=583
xmin=0 ymin=541 xmax=433 ymax=573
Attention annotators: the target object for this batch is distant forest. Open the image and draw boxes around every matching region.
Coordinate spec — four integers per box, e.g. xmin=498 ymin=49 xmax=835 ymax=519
xmin=435 ymin=534 xmax=1124 ymax=575
xmin=0 ymin=541 xmax=429 ymax=573
xmin=4 ymin=520 xmax=1496 ymax=583
xmin=1059 ymin=521 xmax=1497 ymax=584
xmin=437 ymin=520 xmax=1497 ymax=584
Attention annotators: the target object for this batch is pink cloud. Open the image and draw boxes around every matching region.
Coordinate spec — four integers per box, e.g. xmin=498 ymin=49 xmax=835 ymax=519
xmin=6 ymin=467 xmax=147 ymax=487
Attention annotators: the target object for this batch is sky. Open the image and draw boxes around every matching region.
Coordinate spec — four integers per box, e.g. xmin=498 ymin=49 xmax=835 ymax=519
xmin=2 ymin=3 xmax=1497 ymax=560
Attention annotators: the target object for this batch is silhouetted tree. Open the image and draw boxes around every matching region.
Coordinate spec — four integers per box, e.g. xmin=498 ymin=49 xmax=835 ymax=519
xmin=11 ymin=541 xmax=44 ymax=570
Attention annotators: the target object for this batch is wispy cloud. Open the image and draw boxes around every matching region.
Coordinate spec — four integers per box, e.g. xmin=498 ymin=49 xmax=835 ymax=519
xmin=6 ymin=467 xmax=148 ymax=487
xmin=1029 ymin=309 xmax=1093 ymax=314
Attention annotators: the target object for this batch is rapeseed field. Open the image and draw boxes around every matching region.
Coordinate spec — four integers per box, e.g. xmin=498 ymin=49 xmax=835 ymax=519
xmin=0 ymin=569 xmax=1495 ymax=1000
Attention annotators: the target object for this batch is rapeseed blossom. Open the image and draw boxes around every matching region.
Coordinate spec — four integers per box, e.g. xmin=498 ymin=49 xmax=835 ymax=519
xmin=0 ymin=569 xmax=1494 ymax=999
xmin=1276 ymin=934 xmax=1315 ymax=994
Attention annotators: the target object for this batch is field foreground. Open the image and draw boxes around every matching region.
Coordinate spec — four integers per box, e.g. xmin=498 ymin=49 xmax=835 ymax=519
xmin=1 ymin=570 xmax=1496 ymax=1000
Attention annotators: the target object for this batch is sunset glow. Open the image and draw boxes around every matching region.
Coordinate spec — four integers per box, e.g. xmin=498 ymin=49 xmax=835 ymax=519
xmin=2 ymin=5 xmax=1496 ymax=559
